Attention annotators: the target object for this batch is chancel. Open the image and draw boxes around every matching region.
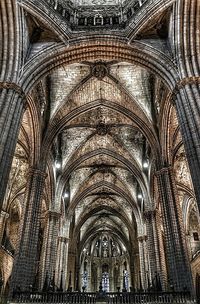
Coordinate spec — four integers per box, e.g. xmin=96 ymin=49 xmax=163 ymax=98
xmin=0 ymin=0 xmax=200 ymax=303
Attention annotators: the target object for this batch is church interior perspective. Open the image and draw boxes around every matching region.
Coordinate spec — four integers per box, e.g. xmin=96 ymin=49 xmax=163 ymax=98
xmin=0 ymin=0 xmax=200 ymax=303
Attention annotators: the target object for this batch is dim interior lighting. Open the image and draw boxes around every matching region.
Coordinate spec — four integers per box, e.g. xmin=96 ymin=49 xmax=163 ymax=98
xmin=143 ymin=161 xmax=148 ymax=169
xmin=64 ymin=192 xmax=69 ymax=198
xmin=55 ymin=162 xmax=61 ymax=169
xmin=138 ymin=193 xmax=143 ymax=199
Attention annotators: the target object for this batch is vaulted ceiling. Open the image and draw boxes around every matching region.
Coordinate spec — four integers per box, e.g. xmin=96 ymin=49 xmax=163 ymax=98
xmin=37 ymin=60 xmax=160 ymax=257
xmin=6 ymin=0 xmax=195 ymax=264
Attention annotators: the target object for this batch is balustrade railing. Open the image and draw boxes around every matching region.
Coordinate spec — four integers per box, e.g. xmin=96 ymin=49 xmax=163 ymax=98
xmin=10 ymin=291 xmax=196 ymax=304
xmin=106 ymin=292 xmax=194 ymax=304
xmin=12 ymin=292 xmax=97 ymax=304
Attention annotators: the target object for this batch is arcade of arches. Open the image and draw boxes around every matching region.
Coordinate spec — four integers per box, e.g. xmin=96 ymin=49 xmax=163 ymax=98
xmin=0 ymin=0 xmax=200 ymax=300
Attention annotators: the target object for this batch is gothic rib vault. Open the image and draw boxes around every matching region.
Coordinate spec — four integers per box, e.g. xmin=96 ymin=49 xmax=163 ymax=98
xmin=0 ymin=0 xmax=200 ymax=300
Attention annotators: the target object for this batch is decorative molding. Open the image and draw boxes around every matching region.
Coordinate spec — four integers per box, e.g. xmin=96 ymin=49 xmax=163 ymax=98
xmin=143 ymin=209 xmax=157 ymax=220
xmin=155 ymin=166 xmax=172 ymax=176
xmin=58 ymin=236 xmax=69 ymax=243
xmin=91 ymin=62 xmax=109 ymax=80
xmin=0 ymin=82 xmax=26 ymax=101
xmin=137 ymin=235 xmax=147 ymax=242
xmin=171 ymin=76 xmax=200 ymax=101
xmin=96 ymin=122 xmax=110 ymax=135
xmin=28 ymin=167 xmax=47 ymax=178
xmin=0 ymin=210 xmax=9 ymax=219
xmin=47 ymin=210 xmax=61 ymax=220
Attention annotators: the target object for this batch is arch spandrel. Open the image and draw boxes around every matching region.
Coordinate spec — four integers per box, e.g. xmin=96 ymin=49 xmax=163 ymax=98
xmin=110 ymin=63 xmax=153 ymax=119
xmin=49 ymin=63 xmax=91 ymax=117
xmin=3 ymin=143 xmax=29 ymax=211
xmin=61 ymin=127 xmax=94 ymax=167
xmin=110 ymin=126 xmax=144 ymax=167
xmin=173 ymin=145 xmax=193 ymax=192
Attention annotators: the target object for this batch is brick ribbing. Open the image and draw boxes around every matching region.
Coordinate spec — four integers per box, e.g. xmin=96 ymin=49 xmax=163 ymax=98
xmin=156 ymin=166 xmax=193 ymax=291
xmin=10 ymin=168 xmax=46 ymax=292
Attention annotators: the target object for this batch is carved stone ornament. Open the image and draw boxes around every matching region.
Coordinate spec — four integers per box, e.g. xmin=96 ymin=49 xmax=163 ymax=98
xmin=96 ymin=121 xmax=110 ymax=135
xmin=92 ymin=63 xmax=108 ymax=80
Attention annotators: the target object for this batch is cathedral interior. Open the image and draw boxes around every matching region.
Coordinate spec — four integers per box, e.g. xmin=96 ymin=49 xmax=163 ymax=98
xmin=0 ymin=0 xmax=200 ymax=302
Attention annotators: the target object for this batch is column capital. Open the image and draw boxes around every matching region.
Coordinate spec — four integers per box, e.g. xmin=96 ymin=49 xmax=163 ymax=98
xmin=58 ymin=236 xmax=69 ymax=243
xmin=171 ymin=76 xmax=200 ymax=100
xmin=155 ymin=165 xmax=172 ymax=176
xmin=0 ymin=81 xmax=26 ymax=100
xmin=137 ymin=235 xmax=147 ymax=242
xmin=143 ymin=209 xmax=157 ymax=219
xmin=0 ymin=210 xmax=9 ymax=219
xmin=46 ymin=210 xmax=61 ymax=220
xmin=28 ymin=167 xmax=47 ymax=179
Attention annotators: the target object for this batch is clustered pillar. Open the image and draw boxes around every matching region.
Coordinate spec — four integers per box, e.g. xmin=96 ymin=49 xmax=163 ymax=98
xmin=10 ymin=167 xmax=47 ymax=292
xmin=137 ymin=236 xmax=148 ymax=290
xmin=39 ymin=211 xmax=61 ymax=289
xmin=145 ymin=209 xmax=167 ymax=290
xmin=55 ymin=237 xmax=69 ymax=290
xmin=156 ymin=166 xmax=193 ymax=291
xmin=172 ymin=0 xmax=200 ymax=215
xmin=0 ymin=0 xmax=26 ymax=210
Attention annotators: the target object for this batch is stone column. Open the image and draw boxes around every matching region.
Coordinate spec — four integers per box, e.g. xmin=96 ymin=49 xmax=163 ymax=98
xmin=129 ymin=256 xmax=135 ymax=290
xmin=55 ymin=237 xmax=69 ymax=291
xmin=10 ymin=167 xmax=47 ymax=292
xmin=0 ymin=0 xmax=26 ymax=211
xmin=75 ymin=258 xmax=80 ymax=291
xmin=87 ymin=259 xmax=91 ymax=291
xmin=156 ymin=166 xmax=193 ymax=291
xmin=137 ymin=236 xmax=148 ymax=290
xmin=171 ymin=0 xmax=200 ymax=215
xmin=0 ymin=90 xmax=26 ymax=211
xmin=144 ymin=209 xmax=167 ymax=290
xmin=40 ymin=211 xmax=60 ymax=289
xmin=0 ymin=211 xmax=9 ymax=244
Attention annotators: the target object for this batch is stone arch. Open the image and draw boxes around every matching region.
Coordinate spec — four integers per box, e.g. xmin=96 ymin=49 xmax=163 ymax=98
xmin=41 ymin=99 xmax=159 ymax=165
xmin=21 ymin=40 xmax=178 ymax=94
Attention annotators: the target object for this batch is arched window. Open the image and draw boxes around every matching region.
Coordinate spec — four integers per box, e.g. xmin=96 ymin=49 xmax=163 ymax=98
xmin=82 ymin=260 xmax=88 ymax=289
xmin=124 ymin=270 xmax=129 ymax=290
xmin=102 ymin=264 xmax=109 ymax=292
xmin=82 ymin=271 xmax=88 ymax=289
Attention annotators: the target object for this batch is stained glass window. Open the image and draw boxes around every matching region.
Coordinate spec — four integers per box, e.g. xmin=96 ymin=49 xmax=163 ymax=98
xmin=102 ymin=272 xmax=109 ymax=292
